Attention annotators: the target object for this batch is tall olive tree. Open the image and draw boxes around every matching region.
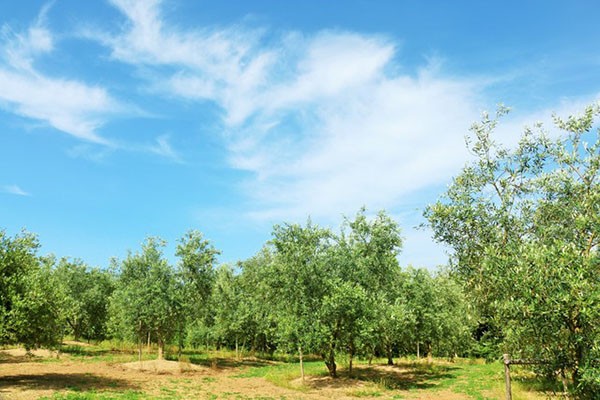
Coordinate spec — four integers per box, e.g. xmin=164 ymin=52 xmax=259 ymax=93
xmin=268 ymin=209 xmax=405 ymax=377
xmin=426 ymin=104 xmax=600 ymax=397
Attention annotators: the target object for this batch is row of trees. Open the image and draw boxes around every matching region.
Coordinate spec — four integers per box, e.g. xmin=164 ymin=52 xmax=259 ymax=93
xmin=0 ymin=232 xmax=112 ymax=350
xmin=0 ymin=209 xmax=473 ymax=377
xmin=206 ymin=211 xmax=473 ymax=377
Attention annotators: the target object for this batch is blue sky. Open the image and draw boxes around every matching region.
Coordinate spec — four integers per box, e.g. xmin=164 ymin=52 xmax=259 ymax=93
xmin=1 ymin=0 xmax=599 ymax=269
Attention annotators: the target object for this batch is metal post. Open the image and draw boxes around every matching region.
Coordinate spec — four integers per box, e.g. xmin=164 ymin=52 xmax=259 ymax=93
xmin=503 ymin=354 xmax=512 ymax=400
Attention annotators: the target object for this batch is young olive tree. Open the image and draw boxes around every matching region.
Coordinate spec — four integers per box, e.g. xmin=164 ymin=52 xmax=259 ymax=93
xmin=109 ymin=237 xmax=182 ymax=360
xmin=338 ymin=208 xmax=405 ymax=365
xmin=269 ymin=221 xmax=333 ymax=377
xmin=54 ymin=258 xmax=114 ymax=341
xmin=0 ymin=230 xmax=63 ymax=350
xmin=175 ymin=230 xmax=219 ymax=351
xmin=211 ymin=264 xmax=250 ymax=358
xmin=236 ymin=248 xmax=279 ymax=354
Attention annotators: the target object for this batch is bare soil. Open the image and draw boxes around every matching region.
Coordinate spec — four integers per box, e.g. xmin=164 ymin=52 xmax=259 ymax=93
xmin=0 ymin=348 xmax=475 ymax=400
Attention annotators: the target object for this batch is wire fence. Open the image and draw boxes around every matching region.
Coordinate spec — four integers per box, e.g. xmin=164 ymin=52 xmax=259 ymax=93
xmin=502 ymin=354 xmax=600 ymax=400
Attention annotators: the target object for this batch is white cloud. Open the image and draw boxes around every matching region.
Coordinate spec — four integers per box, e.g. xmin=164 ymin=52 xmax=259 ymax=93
xmin=147 ymin=134 xmax=182 ymax=162
xmin=0 ymin=70 xmax=116 ymax=144
xmin=99 ymin=1 xmax=600 ymax=266
xmin=104 ymin=0 xmax=274 ymax=127
xmin=99 ymin=0 xmax=486 ymax=224
xmin=2 ymin=184 xmax=30 ymax=196
xmin=0 ymin=7 xmax=121 ymax=144
xmin=1 ymin=2 xmax=53 ymax=72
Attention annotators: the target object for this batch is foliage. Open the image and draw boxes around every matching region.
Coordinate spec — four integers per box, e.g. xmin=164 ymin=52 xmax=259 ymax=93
xmin=54 ymin=258 xmax=114 ymax=341
xmin=268 ymin=220 xmax=333 ymax=371
xmin=1 ymin=211 xmax=474 ymax=381
xmin=425 ymin=103 xmax=600 ymax=397
xmin=211 ymin=264 xmax=246 ymax=350
xmin=108 ymin=237 xmax=182 ymax=359
xmin=0 ymin=230 xmax=63 ymax=349
xmin=175 ymin=230 xmax=220 ymax=352
xmin=176 ymin=230 xmax=219 ymax=318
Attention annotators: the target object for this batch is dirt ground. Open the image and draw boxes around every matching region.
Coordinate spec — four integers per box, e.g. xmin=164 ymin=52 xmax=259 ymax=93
xmin=0 ymin=349 xmax=474 ymax=400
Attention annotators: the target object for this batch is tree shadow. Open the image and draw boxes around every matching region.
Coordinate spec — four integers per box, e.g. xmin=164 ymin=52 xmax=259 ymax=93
xmin=0 ymin=352 xmax=33 ymax=364
xmin=331 ymin=362 xmax=460 ymax=391
xmin=510 ymin=368 xmax=568 ymax=397
xmin=171 ymin=353 xmax=277 ymax=370
xmin=59 ymin=346 xmax=115 ymax=358
xmin=0 ymin=372 xmax=139 ymax=395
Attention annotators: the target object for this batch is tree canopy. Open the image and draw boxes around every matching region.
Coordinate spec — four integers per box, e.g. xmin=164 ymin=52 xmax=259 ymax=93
xmin=426 ymin=103 xmax=600 ymax=397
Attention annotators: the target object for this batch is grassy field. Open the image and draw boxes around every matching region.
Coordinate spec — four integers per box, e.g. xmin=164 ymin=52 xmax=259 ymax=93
xmin=0 ymin=342 xmax=557 ymax=399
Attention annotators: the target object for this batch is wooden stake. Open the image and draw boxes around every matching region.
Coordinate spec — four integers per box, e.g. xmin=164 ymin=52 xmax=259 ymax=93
xmin=503 ymin=354 xmax=512 ymax=400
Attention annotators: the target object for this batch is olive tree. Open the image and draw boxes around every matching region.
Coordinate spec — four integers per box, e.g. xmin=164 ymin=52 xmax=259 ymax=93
xmin=109 ymin=237 xmax=182 ymax=360
xmin=268 ymin=221 xmax=333 ymax=378
xmin=0 ymin=230 xmax=63 ymax=350
xmin=426 ymin=104 xmax=600 ymax=397
xmin=175 ymin=230 xmax=219 ymax=351
xmin=54 ymin=258 xmax=114 ymax=341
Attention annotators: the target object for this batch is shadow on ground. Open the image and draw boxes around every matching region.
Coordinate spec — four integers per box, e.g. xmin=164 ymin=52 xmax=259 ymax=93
xmin=0 ymin=352 xmax=33 ymax=364
xmin=172 ymin=353 xmax=277 ymax=370
xmin=305 ymin=362 xmax=460 ymax=391
xmin=0 ymin=372 xmax=138 ymax=394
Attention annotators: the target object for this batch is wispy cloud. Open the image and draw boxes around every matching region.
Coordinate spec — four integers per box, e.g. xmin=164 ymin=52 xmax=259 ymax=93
xmin=2 ymin=184 xmax=31 ymax=196
xmin=147 ymin=134 xmax=182 ymax=163
xmin=1 ymin=2 xmax=54 ymax=72
xmin=96 ymin=0 xmax=486 ymax=222
xmin=0 ymin=6 xmax=120 ymax=144
xmin=97 ymin=0 xmax=600 ymax=232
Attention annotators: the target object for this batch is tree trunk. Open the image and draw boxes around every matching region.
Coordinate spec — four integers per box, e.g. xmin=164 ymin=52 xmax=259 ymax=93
xmin=323 ymin=348 xmax=337 ymax=378
xmin=572 ymin=339 xmax=585 ymax=390
xmin=147 ymin=331 xmax=151 ymax=351
xmin=73 ymin=316 xmax=79 ymax=342
xmin=386 ymin=344 xmax=394 ymax=365
xmin=416 ymin=342 xmax=420 ymax=359
xmin=157 ymin=337 xmax=164 ymax=360
xmin=178 ymin=330 xmax=183 ymax=359
xmin=349 ymin=351 xmax=354 ymax=376
xmin=426 ymin=342 xmax=433 ymax=363
xmin=235 ymin=338 xmax=239 ymax=361
xmin=138 ymin=321 xmax=142 ymax=363
xmin=299 ymin=345 xmax=305 ymax=382
xmin=560 ymin=368 xmax=569 ymax=396
xmin=57 ymin=330 xmax=64 ymax=359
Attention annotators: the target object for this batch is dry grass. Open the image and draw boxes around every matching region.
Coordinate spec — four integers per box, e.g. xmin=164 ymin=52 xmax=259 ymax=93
xmin=0 ymin=345 xmax=553 ymax=400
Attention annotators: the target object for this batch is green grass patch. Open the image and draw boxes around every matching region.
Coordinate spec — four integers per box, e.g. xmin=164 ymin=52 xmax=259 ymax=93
xmin=235 ymin=360 xmax=327 ymax=391
xmin=40 ymin=390 xmax=148 ymax=400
